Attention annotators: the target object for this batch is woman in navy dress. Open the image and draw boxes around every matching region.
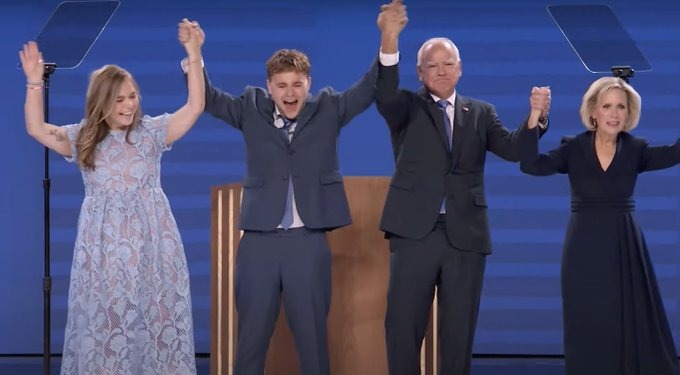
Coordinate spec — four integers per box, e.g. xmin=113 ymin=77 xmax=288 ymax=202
xmin=521 ymin=77 xmax=680 ymax=375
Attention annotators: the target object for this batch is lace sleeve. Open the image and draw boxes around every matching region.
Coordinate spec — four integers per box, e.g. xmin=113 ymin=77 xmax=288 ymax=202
xmin=62 ymin=120 xmax=85 ymax=163
xmin=141 ymin=113 xmax=172 ymax=152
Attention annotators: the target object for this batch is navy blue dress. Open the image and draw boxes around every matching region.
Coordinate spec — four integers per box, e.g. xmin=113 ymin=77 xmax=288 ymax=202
xmin=520 ymin=128 xmax=680 ymax=375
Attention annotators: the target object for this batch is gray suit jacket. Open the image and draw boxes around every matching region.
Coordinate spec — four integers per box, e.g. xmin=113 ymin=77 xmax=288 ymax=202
xmin=203 ymin=59 xmax=378 ymax=231
xmin=376 ymin=62 xmax=540 ymax=254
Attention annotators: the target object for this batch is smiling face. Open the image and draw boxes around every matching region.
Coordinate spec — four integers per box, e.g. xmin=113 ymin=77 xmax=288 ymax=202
xmin=417 ymin=39 xmax=462 ymax=99
xmin=265 ymin=49 xmax=312 ymax=120
xmin=85 ymin=65 xmax=143 ymax=133
xmin=592 ymin=88 xmax=628 ymax=138
xmin=106 ymin=78 xmax=139 ymax=131
xmin=267 ymin=71 xmax=311 ymax=120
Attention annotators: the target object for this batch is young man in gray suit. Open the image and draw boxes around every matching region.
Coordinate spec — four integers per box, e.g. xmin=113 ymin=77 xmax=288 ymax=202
xmin=376 ymin=1 xmax=551 ymax=374
xmin=188 ymin=24 xmax=383 ymax=375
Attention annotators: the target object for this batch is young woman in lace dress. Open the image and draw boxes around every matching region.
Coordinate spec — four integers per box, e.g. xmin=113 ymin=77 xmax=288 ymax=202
xmin=19 ymin=19 xmax=205 ymax=375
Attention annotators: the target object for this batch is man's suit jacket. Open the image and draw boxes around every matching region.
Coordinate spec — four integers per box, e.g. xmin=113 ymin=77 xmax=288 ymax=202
xmin=376 ymin=62 xmax=536 ymax=255
xmin=203 ymin=60 xmax=377 ymax=231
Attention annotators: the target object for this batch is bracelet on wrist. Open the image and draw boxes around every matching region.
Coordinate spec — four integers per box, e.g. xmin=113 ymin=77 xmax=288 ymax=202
xmin=26 ymin=83 xmax=44 ymax=90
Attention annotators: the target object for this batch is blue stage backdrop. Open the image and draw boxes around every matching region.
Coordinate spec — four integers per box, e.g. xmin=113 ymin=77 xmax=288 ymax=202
xmin=2 ymin=0 xmax=679 ymax=356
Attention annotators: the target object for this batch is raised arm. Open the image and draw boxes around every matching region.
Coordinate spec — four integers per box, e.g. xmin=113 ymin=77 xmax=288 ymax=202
xmin=640 ymin=138 xmax=680 ymax=172
xmin=19 ymin=42 xmax=71 ymax=157
xmin=375 ymin=0 xmax=409 ymax=128
xmin=332 ymin=2 xmax=407 ymax=127
xmin=378 ymin=0 xmax=407 ymax=56
xmin=496 ymin=87 xmax=554 ymax=165
xmin=527 ymin=86 xmax=551 ymax=130
xmin=166 ymin=19 xmax=205 ymax=145
xmin=491 ymin=85 xmax=551 ymax=161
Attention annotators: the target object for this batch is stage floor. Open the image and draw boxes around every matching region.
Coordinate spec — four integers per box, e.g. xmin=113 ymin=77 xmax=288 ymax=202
xmin=0 ymin=356 xmax=566 ymax=375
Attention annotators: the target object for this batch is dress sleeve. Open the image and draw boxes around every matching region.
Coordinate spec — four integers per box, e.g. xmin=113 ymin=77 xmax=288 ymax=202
xmin=639 ymin=137 xmax=680 ymax=172
xmin=62 ymin=120 xmax=85 ymax=163
xmin=141 ymin=113 xmax=172 ymax=152
xmin=519 ymin=126 xmax=570 ymax=176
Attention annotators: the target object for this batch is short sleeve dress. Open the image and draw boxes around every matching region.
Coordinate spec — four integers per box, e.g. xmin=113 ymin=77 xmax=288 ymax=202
xmin=59 ymin=114 xmax=196 ymax=375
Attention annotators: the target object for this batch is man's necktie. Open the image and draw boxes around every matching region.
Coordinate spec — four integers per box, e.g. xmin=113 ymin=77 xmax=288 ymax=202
xmin=437 ymin=100 xmax=453 ymax=149
xmin=437 ymin=100 xmax=452 ymax=213
xmin=280 ymin=117 xmax=295 ymax=229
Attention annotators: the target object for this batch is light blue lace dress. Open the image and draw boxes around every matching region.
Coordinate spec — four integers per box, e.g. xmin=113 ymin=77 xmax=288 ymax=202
xmin=60 ymin=114 xmax=196 ymax=375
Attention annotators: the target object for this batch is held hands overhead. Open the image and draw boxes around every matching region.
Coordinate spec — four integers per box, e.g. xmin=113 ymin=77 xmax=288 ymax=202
xmin=378 ymin=0 xmax=408 ymax=35
xmin=529 ymin=86 xmax=551 ymax=128
xmin=23 ymin=14 xmax=548 ymax=130
xmin=378 ymin=0 xmax=408 ymax=53
xmin=178 ymin=18 xmax=205 ymax=59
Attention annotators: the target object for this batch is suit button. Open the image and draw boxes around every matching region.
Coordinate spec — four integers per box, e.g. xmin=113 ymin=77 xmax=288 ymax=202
xmin=289 ymin=149 xmax=296 ymax=155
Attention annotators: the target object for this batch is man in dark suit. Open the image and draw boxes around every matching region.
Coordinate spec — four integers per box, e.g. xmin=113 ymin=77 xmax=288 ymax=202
xmin=376 ymin=2 xmax=551 ymax=374
xmin=194 ymin=33 xmax=379 ymax=375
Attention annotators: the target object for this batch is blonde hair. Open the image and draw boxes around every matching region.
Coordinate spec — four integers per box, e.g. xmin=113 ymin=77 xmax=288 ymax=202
xmin=579 ymin=76 xmax=641 ymax=132
xmin=76 ymin=65 xmax=142 ymax=170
